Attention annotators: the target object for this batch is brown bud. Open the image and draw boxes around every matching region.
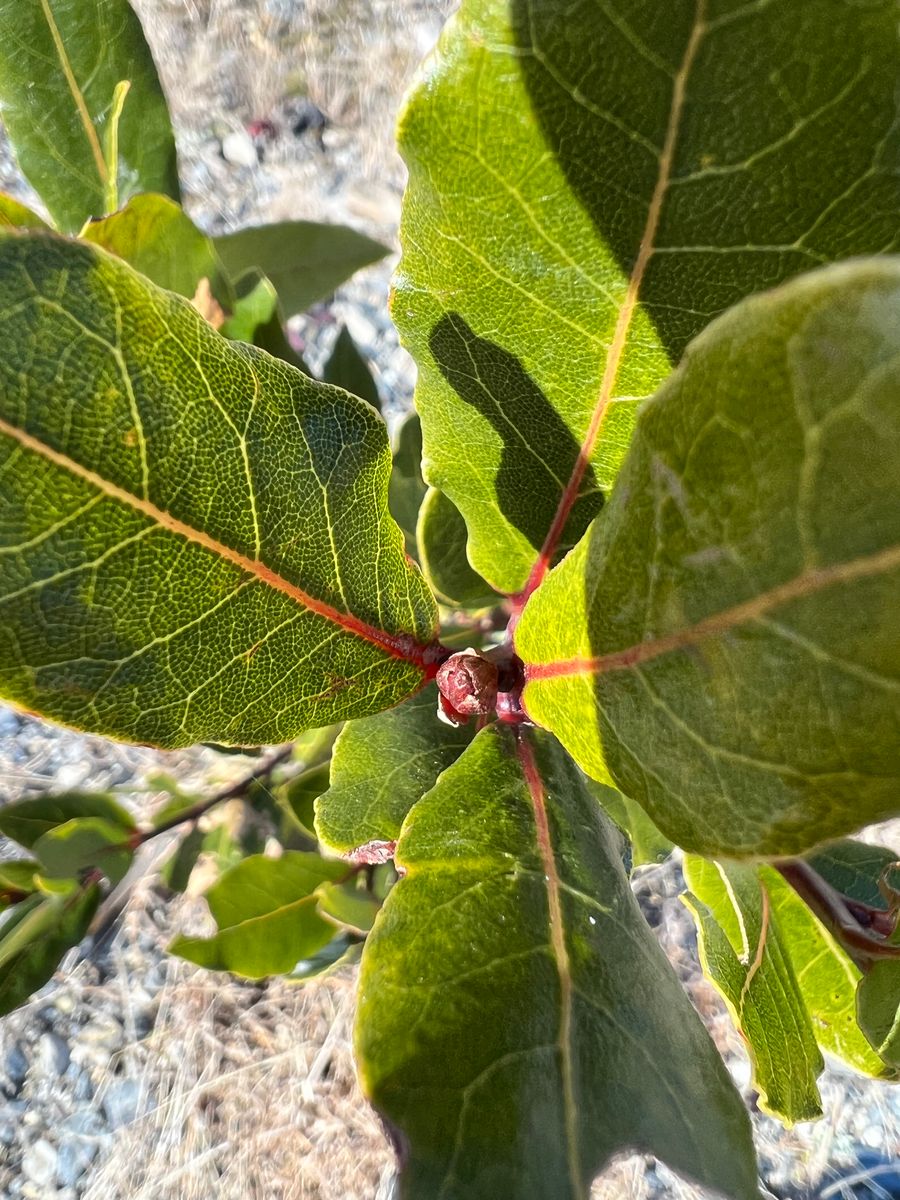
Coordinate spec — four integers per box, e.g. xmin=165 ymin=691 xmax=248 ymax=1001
xmin=435 ymin=651 xmax=499 ymax=717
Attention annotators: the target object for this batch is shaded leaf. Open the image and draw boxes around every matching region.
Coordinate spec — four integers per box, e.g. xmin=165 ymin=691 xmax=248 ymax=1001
xmin=160 ymin=825 xmax=205 ymax=894
xmin=323 ymin=325 xmax=380 ymax=411
xmin=0 ymin=233 xmax=439 ymax=747
xmin=357 ymin=725 xmax=758 ymax=1200
xmin=0 ymin=883 xmax=100 ymax=1015
xmin=806 ymin=841 xmax=900 ymax=912
xmin=286 ymin=932 xmax=362 ymax=984
xmin=81 ymin=194 xmax=227 ymax=300
xmin=281 ymin=762 xmax=331 ymax=838
xmin=317 ymin=878 xmax=380 ymax=934
xmin=169 ymin=851 xmax=347 ymax=978
xmin=0 ymin=0 xmax=179 ymax=231
xmin=316 ymin=684 xmax=473 ymax=855
xmin=857 ymin=957 xmax=900 ymax=1068
xmin=33 ymin=816 xmax=133 ymax=886
xmin=396 ymin=0 xmax=900 ymax=594
xmin=417 ymin=487 xmax=499 ymax=610
xmin=214 ymin=221 xmax=388 ymax=317
xmin=0 ymin=792 xmax=135 ymax=849
xmin=684 ymin=858 xmax=823 ymax=1122
xmin=387 ymin=411 xmax=426 ymax=557
xmin=0 ymin=194 xmax=50 ymax=230
xmin=519 ymin=260 xmax=900 ymax=858
xmin=585 ymin=782 xmax=672 ymax=869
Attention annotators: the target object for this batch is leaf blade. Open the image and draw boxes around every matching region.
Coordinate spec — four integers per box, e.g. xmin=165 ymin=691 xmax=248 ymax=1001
xmin=0 ymin=233 xmax=439 ymax=747
xmin=0 ymin=0 xmax=179 ymax=231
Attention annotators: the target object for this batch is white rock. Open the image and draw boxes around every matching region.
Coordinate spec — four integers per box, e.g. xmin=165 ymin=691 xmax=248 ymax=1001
xmin=22 ymin=1138 xmax=58 ymax=1187
xmin=221 ymin=131 xmax=257 ymax=169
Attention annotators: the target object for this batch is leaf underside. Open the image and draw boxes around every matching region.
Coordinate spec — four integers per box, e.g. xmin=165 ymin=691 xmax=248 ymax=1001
xmin=0 ymin=233 xmax=438 ymax=747
xmin=357 ymin=725 xmax=758 ymax=1200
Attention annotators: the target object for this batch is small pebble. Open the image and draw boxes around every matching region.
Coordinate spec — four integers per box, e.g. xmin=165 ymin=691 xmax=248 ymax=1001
xmin=37 ymin=1033 xmax=70 ymax=1077
xmin=56 ymin=1135 xmax=98 ymax=1187
xmin=22 ymin=1138 xmax=58 ymax=1187
xmin=55 ymin=762 xmax=91 ymax=789
xmin=102 ymin=1077 xmax=143 ymax=1129
xmin=3 ymin=1042 xmax=29 ymax=1090
xmin=221 ymin=131 xmax=257 ymax=168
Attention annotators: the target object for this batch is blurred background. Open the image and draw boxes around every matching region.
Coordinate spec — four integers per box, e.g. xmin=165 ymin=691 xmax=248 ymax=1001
xmin=0 ymin=2 xmax=898 ymax=1198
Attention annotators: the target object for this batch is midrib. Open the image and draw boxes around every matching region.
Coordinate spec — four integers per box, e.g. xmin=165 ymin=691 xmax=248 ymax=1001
xmin=0 ymin=414 xmax=434 ymax=667
xmin=520 ymin=0 xmax=708 ymax=601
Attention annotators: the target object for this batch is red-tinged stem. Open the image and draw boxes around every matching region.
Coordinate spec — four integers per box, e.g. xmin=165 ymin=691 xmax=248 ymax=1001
xmin=515 ymin=730 xmax=580 ymax=1189
xmin=512 ymin=1 xmax=708 ymax=612
xmin=776 ymin=860 xmax=900 ymax=964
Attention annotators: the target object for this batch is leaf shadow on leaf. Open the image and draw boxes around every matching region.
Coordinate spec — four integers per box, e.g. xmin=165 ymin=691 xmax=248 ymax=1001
xmin=428 ymin=312 xmax=602 ymax=555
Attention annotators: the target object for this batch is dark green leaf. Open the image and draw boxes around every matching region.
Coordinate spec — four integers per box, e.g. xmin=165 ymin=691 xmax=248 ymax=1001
xmin=585 ymin=782 xmax=672 ymax=869
xmin=0 ymin=194 xmax=50 ymax=230
xmin=160 ymin=826 xmax=205 ymax=894
xmin=519 ymin=260 xmax=900 ymax=858
xmin=0 ymin=792 xmax=135 ymax=849
xmin=286 ymin=932 xmax=362 ymax=984
xmin=33 ymin=816 xmax=133 ymax=886
xmin=417 ymin=487 xmax=499 ymax=610
xmin=806 ymin=840 xmax=899 ymax=912
xmin=857 ymin=957 xmax=900 ymax=1068
xmin=357 ymin=726 xmax=758 ymax=1199
xmin=317 ymin=878 xmax=380 ymax=934
xmin=220 ymin=269 xmax=309 ymax=371
xmin=81 ymin=194 xmax=227 ymax=300
xmin=396 ymin=0 xmax=900 ymax=594
xmin=387 ymin=411 xmax=426 ymax=557
xmin=316 ymin=684 xmax=473 ymax=855
xmin=0 ymin=883 xmax=100 ymax=1015
xmin=169 ymin=851 xmax=347 ymax=978
xmin=282 ymin=762 xmax=331 ymax=837
xmin=0 ymin=0 xmax=179 ymax=231
xmin=0 ymin=233 xmax=439 ymax=747
xmin=214 ymin=221 xmax=388 ymax=317
xmin=323 ymin=325 xmax=380 ymax=411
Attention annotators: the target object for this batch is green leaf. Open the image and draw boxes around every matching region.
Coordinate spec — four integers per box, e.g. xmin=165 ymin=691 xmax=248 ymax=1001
xmin=396 ymin=0 xmax=900 ymax=595
xmin=221 ymin=270 xmax=309 ymax=372
xmin=80 ymin=194 xmax=227 ymax=300
xmin=0 ymin=232 xmax=439 ymax=747
xmin=316 ymin=684 xmax=474 ymax=855
xmin=160 ymin=825 xmax=205 ymax=894
xmin=806 ymin=840 xmax=900 ymax=912
xmin=0 ymin=883 xmax=100 ymax=1015
xmin=0 ymin=194 xmax=51 ymax=230
xmin=858 ymin=957 xmax=900 ymax=1068
xmin=323 ymin=326 xmax=381 ymax=412
xmin=684 ymin=858 xmax=823 ymax=1123
xmin=0 ymin=0 xmax=179 ymax=232
xmin=169 ymin=850 xmax=347 ymax=979
xmin=317 ymin=878 xmax=380 ymax=934
xmin=0 ymin=792 xmax=135 ymax=849
xmin=213 ymin=221 xmax=388 ymax=317
xmin=281 ymin=761 xmax=331 ymax=837
xmin=417 ymin=488 xmax=499 ymax=610
xmin=0 ymin=860 xmax=40 ymax=909
xmin=33 ymin=817 xmax=133 ymax=886
xmin=585 ymin=782 xmax=672 ymax=869
xmin=357 ymin=726 xmax=758 ymax=1199
xmin=387 ymin=411 xmax=426 ymax=557
xmin=685 ymin=857 xmax=893 ymax=1106
xmin=518 ymin=260 xmax=900 ymax=859
xmin=286 ymin=932 xmax=362 ymax=984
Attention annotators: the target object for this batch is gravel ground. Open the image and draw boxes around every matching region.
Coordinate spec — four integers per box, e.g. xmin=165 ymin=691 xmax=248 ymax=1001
xmin=2 ymin=2 xmax=900 ymax=1197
